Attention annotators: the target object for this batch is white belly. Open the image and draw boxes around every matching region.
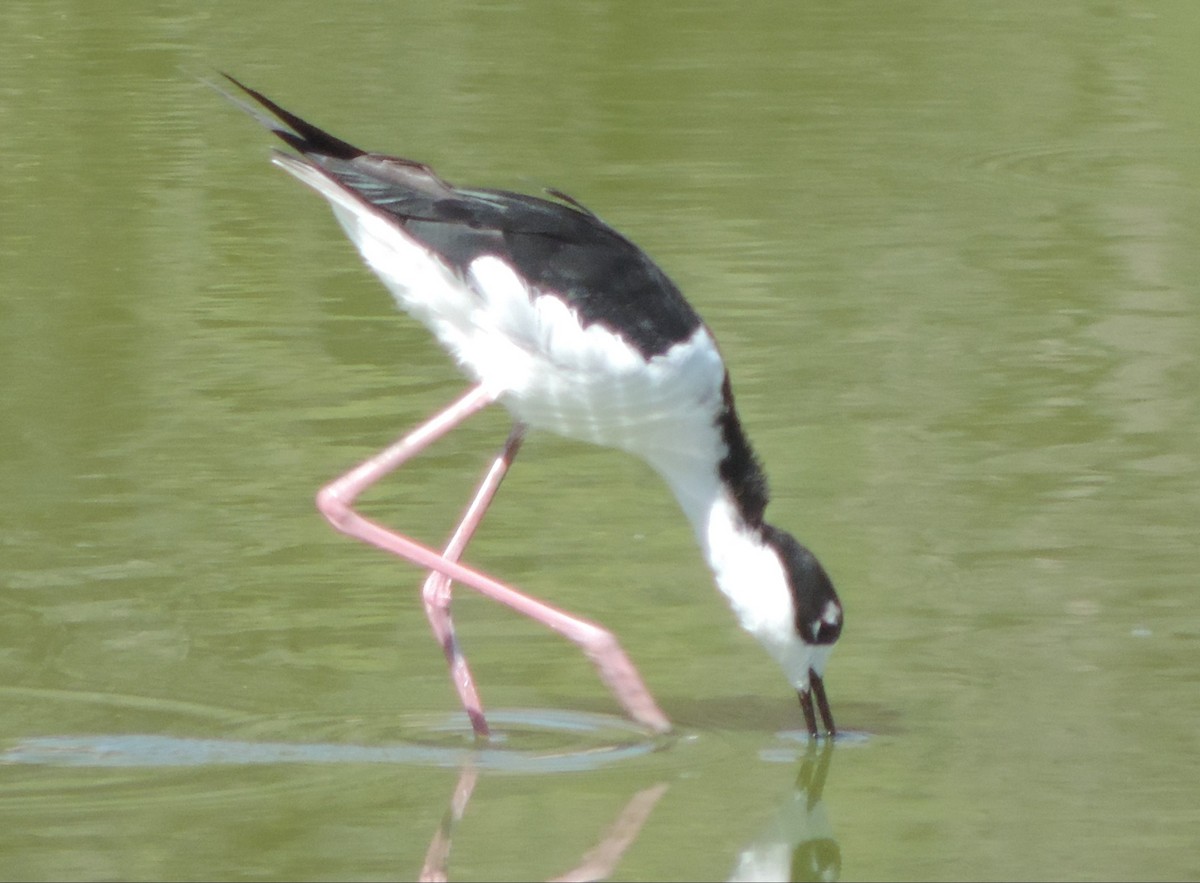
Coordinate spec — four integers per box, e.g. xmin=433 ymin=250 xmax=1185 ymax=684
xmin=454 ymin=256 xmax=728 ymax=463
xmin=322 ymin=196 xmax=727 ymax=465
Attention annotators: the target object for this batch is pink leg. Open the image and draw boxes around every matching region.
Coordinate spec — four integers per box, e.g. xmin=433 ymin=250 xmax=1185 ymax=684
xmin=316 ymin=384 xmax=671 ymax=737
xmin=421 ymin=424 xmax=526 ymax=738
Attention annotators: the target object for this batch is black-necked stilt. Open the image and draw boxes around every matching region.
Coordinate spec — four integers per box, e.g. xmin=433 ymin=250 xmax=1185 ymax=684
xmin=224 ymin=75 xmax=842 ymax=740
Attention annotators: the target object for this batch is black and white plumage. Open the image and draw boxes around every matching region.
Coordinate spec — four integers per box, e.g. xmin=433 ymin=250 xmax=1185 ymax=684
xmin=224 ymin=75 xmax=842 ymax=738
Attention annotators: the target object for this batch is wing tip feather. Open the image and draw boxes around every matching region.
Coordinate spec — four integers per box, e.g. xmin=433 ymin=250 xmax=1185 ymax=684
xmin=217 ymin=72 xmax=365 ymax=160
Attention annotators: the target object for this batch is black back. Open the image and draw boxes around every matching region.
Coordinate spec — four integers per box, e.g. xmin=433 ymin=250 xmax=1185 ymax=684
xmin=225 ymin=75 xmax=703 ymax=359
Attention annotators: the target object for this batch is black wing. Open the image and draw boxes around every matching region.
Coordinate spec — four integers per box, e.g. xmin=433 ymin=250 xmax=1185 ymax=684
xmin=223 ymin=74 xmax=703 ymax=359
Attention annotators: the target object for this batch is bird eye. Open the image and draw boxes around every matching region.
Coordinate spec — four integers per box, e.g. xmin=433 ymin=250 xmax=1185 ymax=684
xmin=811 ymin=616 xmax=842 ymax=644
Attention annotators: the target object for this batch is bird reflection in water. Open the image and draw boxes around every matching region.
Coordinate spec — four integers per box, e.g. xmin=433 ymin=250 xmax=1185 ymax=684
xmin=419 ymin=764 xmax=668 ymax=882
xmin=417 ymin=741 xmax=840 ymax=882
xmin=729 ymin=743 xmax=840 ymax=882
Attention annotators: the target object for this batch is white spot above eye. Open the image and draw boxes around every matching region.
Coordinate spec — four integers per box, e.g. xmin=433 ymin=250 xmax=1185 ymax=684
xmin=821 ymin=601 xmax=841 ymax=625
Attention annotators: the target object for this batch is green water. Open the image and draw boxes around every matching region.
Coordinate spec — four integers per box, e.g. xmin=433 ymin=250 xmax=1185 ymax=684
xmin=2 ymin=2 xmax=1198 ymax=880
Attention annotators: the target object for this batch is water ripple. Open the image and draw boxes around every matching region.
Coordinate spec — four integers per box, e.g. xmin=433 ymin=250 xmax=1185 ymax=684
xmin=1 ymin=709 xmax=671 ymax=774
xmin=961 ymin=142 xmax=1133 ymax=193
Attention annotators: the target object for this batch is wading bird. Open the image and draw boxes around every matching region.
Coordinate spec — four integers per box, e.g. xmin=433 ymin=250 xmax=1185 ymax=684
xmin=224 ymin=75 xmax=842 ymax=740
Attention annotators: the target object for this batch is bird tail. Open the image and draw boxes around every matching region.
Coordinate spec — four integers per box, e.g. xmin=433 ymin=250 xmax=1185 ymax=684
xmin=213 ymin=72 xmax=365 ymax=160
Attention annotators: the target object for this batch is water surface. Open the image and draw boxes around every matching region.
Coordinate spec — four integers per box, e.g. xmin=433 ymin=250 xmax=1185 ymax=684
xmin=1 ymin=1 xmax=1198 ymax=880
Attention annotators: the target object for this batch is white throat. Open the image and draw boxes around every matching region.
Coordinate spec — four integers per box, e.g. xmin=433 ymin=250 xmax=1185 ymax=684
xmin=646 ymin=454 xmax=804 ymax=672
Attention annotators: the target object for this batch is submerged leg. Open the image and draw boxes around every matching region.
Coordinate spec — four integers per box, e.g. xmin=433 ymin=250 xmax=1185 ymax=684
xmin=316 ymin=384 xmax=671 ymax=737
xmin=421 ymin=424 xmax=526 ymax=739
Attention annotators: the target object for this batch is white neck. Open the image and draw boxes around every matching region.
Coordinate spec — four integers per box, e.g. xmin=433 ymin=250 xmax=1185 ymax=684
xmin=646 ymin=453 xmax=796 ymax=651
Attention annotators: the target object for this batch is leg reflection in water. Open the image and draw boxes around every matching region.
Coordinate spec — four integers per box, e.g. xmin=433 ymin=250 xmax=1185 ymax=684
xmin=419 ymin=764 xmax=669 ymax=882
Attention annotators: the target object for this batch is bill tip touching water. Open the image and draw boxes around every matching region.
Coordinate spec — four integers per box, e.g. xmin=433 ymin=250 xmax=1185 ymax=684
xmin=220 ymin=72 xmax=843 ymax=740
